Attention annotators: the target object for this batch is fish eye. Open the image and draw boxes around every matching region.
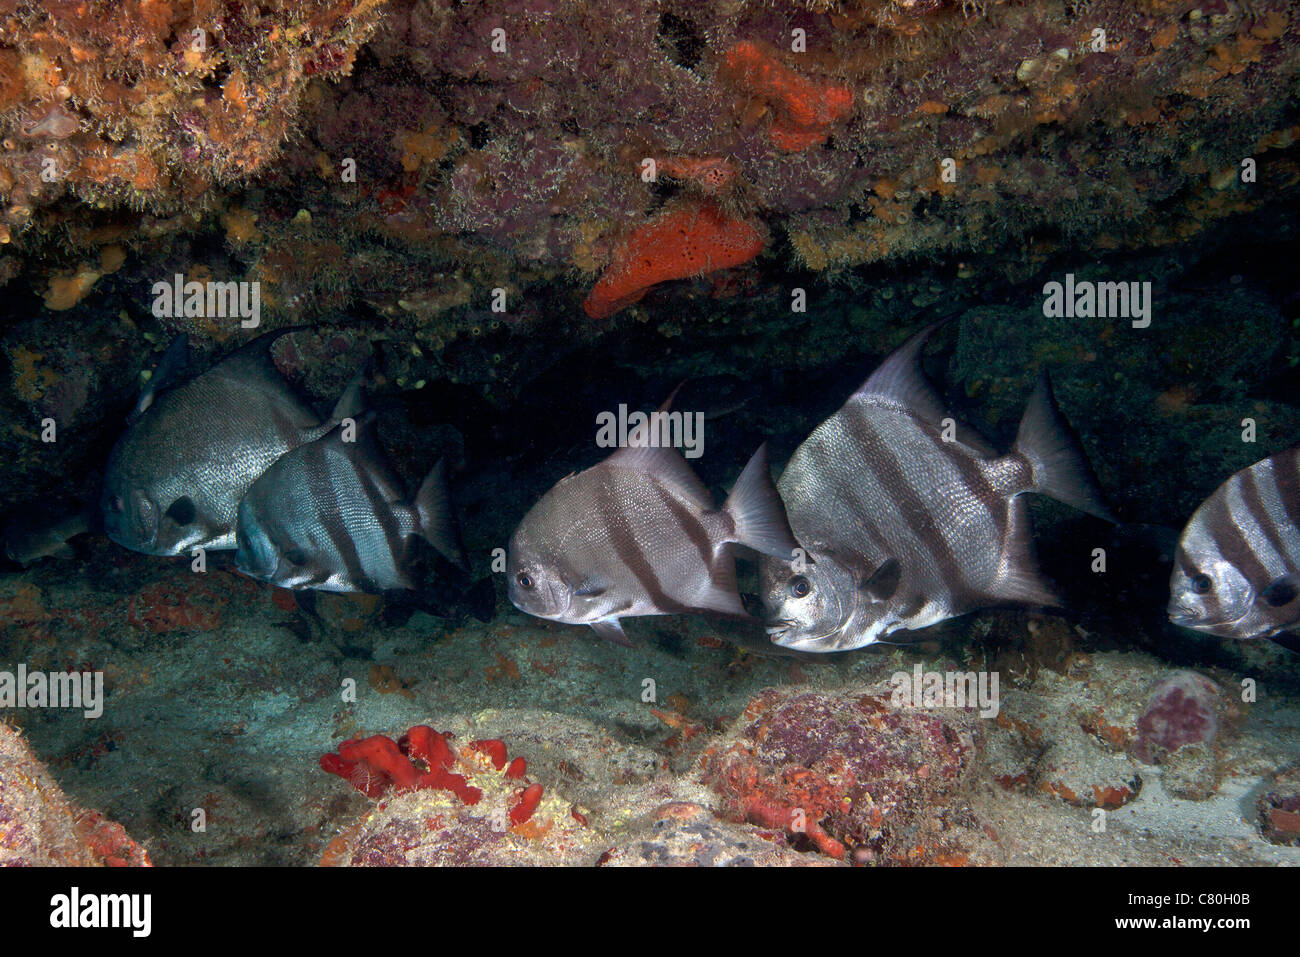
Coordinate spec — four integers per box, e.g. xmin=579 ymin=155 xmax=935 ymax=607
xmin=1190 ymin=573 xmax=1212 ymax=595
xmin=516 ymin=572 xmax=535 ymax=590
xmin=790 ymin=576 xmax=811 ymax=599
xmin=108 ymin=495 xmax=124 ymax=513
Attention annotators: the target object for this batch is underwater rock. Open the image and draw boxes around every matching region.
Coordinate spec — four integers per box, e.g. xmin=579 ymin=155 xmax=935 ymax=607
xmin=1257 ymin=764 xmax=1300 ymax=846
xmin=719 ymin=40 xmax=854 ymax=152
xmin=984 ymin=651 xmax=1150 ymax=810
xmin=126 ymin=578 xmax=229 ymax=633
xmin=0 ymin=722 xmax=149 ymax=866
xmin=1159 ymin=741 xmax=1219 ymax=801
xmin=0 ymin=0 xmax=386 ymax=231
xmin=700 ymin=685 xmax=980 ymax=863
xmin=1132 ymin=670 xmax=1223 ymax=764
xmin=318 ymin=709 xmax=675 ymax=866
xmin=598 ymin=801 xmax=836 ymax=866
xmin=1033 ymin=742 xmax=1143 ymax=810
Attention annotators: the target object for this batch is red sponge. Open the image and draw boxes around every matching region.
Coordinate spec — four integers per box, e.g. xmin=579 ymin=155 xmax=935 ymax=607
xmin=583 ymin=202 xmax=765 ymax=319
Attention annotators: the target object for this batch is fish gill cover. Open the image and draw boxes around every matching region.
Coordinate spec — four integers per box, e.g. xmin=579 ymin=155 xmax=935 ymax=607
xmin=0 ymin=0 xmax=1295 ymax=876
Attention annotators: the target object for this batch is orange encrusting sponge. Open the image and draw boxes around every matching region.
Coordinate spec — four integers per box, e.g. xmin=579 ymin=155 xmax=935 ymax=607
xmin=721 ymin=41 xmax=854 ymax=152
xmin=582 ymin=202 xmax=766 ymax=318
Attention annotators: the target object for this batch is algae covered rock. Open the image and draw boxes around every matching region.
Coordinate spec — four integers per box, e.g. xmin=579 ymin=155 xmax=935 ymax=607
xmin=701 ymin=684 xmax=982 ymax=863
xmin=0 ymin=721 xmax=149 ymax=866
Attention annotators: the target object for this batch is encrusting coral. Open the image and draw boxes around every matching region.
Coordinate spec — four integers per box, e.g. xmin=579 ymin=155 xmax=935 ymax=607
xmin=0 ymin=0 xmax=386 ymax=232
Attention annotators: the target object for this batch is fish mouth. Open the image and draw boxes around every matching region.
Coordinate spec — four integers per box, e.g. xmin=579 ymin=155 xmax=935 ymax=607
xmin=1173 ymin=618 xmax=1270 ymax=640
xmin=1169 ymin=615 xmax=1236 ymax=638
xmin=1167 ymin=597 xmax=1221 ymax=626
xmin=777 ymin=631 xmax=862 ymax=653
xmin=775 ymin=609 xmax=893 ymax=651
xmin=508 ymin=592 xmax=570 ymax=622
xmin=764 ymin=618 xmax=862 ymax=651
xmin=1168 ymin=604 xmax=1252 ymax=637
xmin=764 ymin=619 xmax=793 ymax=640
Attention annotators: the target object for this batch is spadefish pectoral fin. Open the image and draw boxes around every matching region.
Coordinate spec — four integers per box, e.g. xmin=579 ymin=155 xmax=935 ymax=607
xmin=573 ymin=579 xmax=607 ymax=598
xmin=414 ymin=459 xmax=467 ymax=570
xmin=861 ymin=558 xmax=901 ymax=602
xmin=590 ymin=618 xmax=632 ymax=646
xmin=1014 ymin=372 xmax=1116 ymax=522
xmin=995 ymin=497 xmax=1062 ymax=609
xmin=722 ymin=444 xmax=798 ymax=560
xmin=1260 ymin=573 xmax=1300 ymax=608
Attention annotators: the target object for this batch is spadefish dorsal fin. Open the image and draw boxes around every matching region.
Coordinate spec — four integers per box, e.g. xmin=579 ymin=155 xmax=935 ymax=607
xmin=607 ymin=441 xmax=713 ymax=510
xmin=327 ymin=373 xmax=367 ymax=425
xmin=326 ymin=345 xmax=376 ymax=425
xmin=853 ymin=320 xmax=950 ymax=424
xmin=211 ymin=325 xmax=308 ymax=377
xmin=1014 ymin=371 xmax=1116 ymax=522
xmin=657 ymin=382 xmax=685 ymax=415
xmin=129 ymin=333 xmax=189 ymax=423
xmin=721 ymin=444 xmax=798 ymax=560
xmin=617 ymin=384 xmax=685 ymax=446
xmin=605 ymin=382 xmax=691 ymax=475
xmin=327 ymin=408 xmax=381 ymax=452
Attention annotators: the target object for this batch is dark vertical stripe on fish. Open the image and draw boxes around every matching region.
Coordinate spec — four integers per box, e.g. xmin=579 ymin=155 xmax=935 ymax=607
xmin=846 ymin=411 xmax=972 ymax=605
xmin=1270 ymin=450 xmax=1300 ymax=534
xmin=1241 ymin=464 xmax=1291 ymax=571
xmin=806 ymin=425 xmax=892 ymax=558
xmin=653 ymin=483 xmax=713 ymax=568
xmin=1206 ymin=478 xmax=1273 ymax=589
xmin=310 ymin=444 xmax=368 ymax=589
xmin=267 ymin=400 xmax=304 ymax=449
xmin=931 ymin=423 xmax=1008 ymax=576
xmin=934 ymin=424 xmax=1005 ymax=514
xmin=596 ymin=481 xmax=690 ymax=615
xmin=354 ymin=454 xmax=404 ymax=575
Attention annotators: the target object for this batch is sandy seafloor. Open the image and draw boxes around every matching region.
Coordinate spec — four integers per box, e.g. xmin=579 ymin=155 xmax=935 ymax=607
xmin=2 ymin=527 xmax=1298 ymax=868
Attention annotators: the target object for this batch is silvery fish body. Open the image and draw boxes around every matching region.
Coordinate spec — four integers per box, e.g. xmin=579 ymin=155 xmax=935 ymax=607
xmin=1169 ymin=448 xmax=1300 ymax=640
xmin=761 ymin=323 xmax=1113 ymax=652
xmin=102 ymin=332 xmax=337 ymax=556
xmin=234 ymin=414 xmax=463 ymax=593
xmin=507 ymin=418 xmax=797 ymax=645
